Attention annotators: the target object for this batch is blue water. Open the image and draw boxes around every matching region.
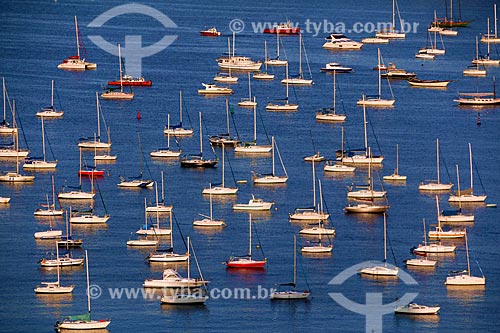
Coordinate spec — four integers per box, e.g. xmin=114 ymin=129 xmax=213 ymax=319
xmin=1 ymin=0 xmax=499 ymax=332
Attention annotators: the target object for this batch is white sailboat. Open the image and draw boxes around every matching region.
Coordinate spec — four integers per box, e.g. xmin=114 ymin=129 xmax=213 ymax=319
xmin=164 ymin=90 xmax=194 ymax=136
xmin=127 ymin=199 xmax=161 ymax=246
xmin=448 ymin=143 xmax=487 ymax=203
xmin=235 ymin=101 xmax=272 ymax=154
xmin=419 ymin=138 xmax=453 ymax=191
xmin=101 ymin=44 xmax=134 ymax=100
xmin=238 ymin=73 xmax=257 ymax=107
xmin=34 ymin=175 xmax=64 ymax=216
xmin=271 ymin=235 xmax=311 ymax=300
xmin=266 ymin=63 xmax=299 ymax=111
xmin=464 ymin=37 xmax=488 ymax=76
xmin=281 ymin=33 xmax=313 ymax=85
xmin=359 ymin=214 xmax=399 ymax=276
xmin=232 ymin=194 xmax=274 ymax=211
xmin=160 ymin=237 xmax=209 ymax=304
xmin=0 ymin=122 xmax=35 ymax=182
xmin=148 ymin=213 xmax=189 ymax=263
xmin=34 ymin=204 xmax=63 ymax=239
xmin=420 ymin=12 xmax=446 ymax=55
xmin=324 ymin=127 xmax=356 ymax=173
xmin=78 ymin=93 xmax=111 ymax=149
xmin=265 ymin=32 xmax=288 ymax=66
xmin=412 ymin=219 xmax=456 ymax=254
xmin=54 ymin=251 xmax=111 ymax=331
xmin=445 ymin=230 xmax=485 ymax=286
xmin=151 ymin=115 xmax=182 ymax=157
xmin=439 ymin=165 xmax=474 ymax=222
xmin=180 ymin=112 xmax=218 ymax=168
xmin=0 ymin=99 xmax=29 ymax=157
xmin=35 ymin=244 xmax=74 ymax=294
xmin=0 ymin=78 xmax=17 ymax=135
xmin=253 ymin=136 xmax=288 ymax=184
xmin=383 ymin=144 xmax=407 ymax=181
xmin=316 ymin=70 xmax=346 ymax=122
xmin=36 ymin=80 xmax=64 ymax=118
xmin=214 ymin=39 xmax=239 ymax=83
xmin=137 ymin=198 xmax=171 ymax=235
xmin=57 ymin=16 xmax=96 ymax=70
xmin=118 ymin=133 xmax=154 ymax=188
xmin=481 ymin=4 xmax=500 ymax=43
xmin=357 ymin=50 xmax=395 ymax=107
xmin=300 ymin=231 xmax=333 ymax=253
xmin=202 ymin=144 xmax=238 ymax=195
xmin=23 ymin=116 xmax=57 ymax=170
xmin=193 ymin=191 xmax=226 ymax=227
xmin=146 ymin=172 xmax=173 ymax=212
xmin=290 ymin=164 xmax=330 ymax=221
xmin=70 ymin=190 xmax=110 ymax=224
xmin=430 ymin=195 xmax=466 ymax=239
xmin=375 ymin=0 xmax=406 ymax=39
xmin=253 ymin=41 xmax=275 ymax=80
xmin=347 ymin=148 xmax=386 ymax=199
xmin=475 ymin=17 xmax=500 ymax=65
xmin=299 ymin=219 xmax=335 ymax=236
xmin=209 ymin=98 xmax=240 ymax=147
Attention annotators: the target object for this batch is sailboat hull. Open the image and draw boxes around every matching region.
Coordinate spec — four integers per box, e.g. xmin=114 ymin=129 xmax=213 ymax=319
xmin=270 ymin=291 xmax=310 ymax=300
xmin=448 ymin=194 xmax=487 ymax=203
xmin=56 ymin=319 xmax=110 ymax=330
xmin=445 ymin=274 xmax=485 ymax=286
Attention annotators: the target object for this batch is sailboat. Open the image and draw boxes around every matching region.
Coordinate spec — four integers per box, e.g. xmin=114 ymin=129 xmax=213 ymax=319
xmin=78 ymin=93 xmax=111 ymax=149
xmin=151 ymin=114 xmax=182 ymax=157
xmin=474 ymin=18 xmax=500 ymax=65
xmin=232 ymin=194 xmax=274 ymax=211
xmin=101 ymin=44 xmax=134 ymax=100
xmin=0 ymin=118 xmax=35 ymax=182
xmin=271 ymin=235 xmax=311 ymax=300
xmin=281 ymin=33 xmax=313 ymax=85
xmin=36 ymin=80 xmax=64 ymax=118
xmin=0 ymin=78 xmax=17 ymax=135
xmin=420 ymin=12 xmax=446 ymax=56
xmin=235 ymin=101 xmax=272 ymax=154
xmin=359 ymin=213 xmax=399 ymax=276
xmin=180 ymin=112 xmax=218 ymax=168
xmin=118 ymin=133 xmax=154 ymax=187
xmin=252 ymin=136 xmax=288 ymax=184
xmin=347 ymin=155 xmax=386 ymax=201
xmin=324 ymin=127 xmax=356 ymax=173
xmin=35 ymin=244 xmax=75 ymax=294
xmin=266 ymin=64 xmax=299 ymax=111
xmin=193 ymin=191 xmax=226 ymax=227
xmin=34 ymin=204 xmax=63 ymax=239
xmin=164 ymin=91 xmax=194 ymax=136
xmin=375 ymin=0 xmax=406 ymax=39
xmin=0 ymin=99 xmax=29 ymax=157
xmin=209 ymin=98 xmax=240 ymax=147
xmin=439 ymin=165 xmax=474 ymax=222
xmin=58 ymin=211 xmax=83 ymax=248
xmin=146 ymin=172 xmax=173 ymax=212
xmin=481 ymin=4 xmax=500 ymax=43
xmin=54 ymin=251 xmax=111 ymax=330
xmin=299 ymin=218 xmax=335 ymax=236
xmin=464 ymin=37 xmax=487 ymax=76
xmin=357 ymin=50 xmax=395 ymax=107
xmin=432 ymin=0 xmax=471 ymax=28
xmin=23 ymin=117 xmax=57 ymax=170
xmin=429 ymin=195 xmax=466 ymax=239
xmin=238 ymin=73 xmax=257 ymax=107
xmin=77 ymin=148 xmax=104 ymax=177
xmin=383 ymin=144 xmax=407 ymax=181
xmin=147 ymin=213 xmax=189 ymax=263
xmin=316 ymin=70 xmax=346 ymax=122
xmin=300 ymin=231 xmax=333 ymax=253
xmin=289 ymin=164 xmax=330 ymax=221
xmin=202 ymin=144 xmax=238 ymax=195
xmin=412 ymin=219 xmax=456 ymax=254
xmin=253 ymin=41 xmax=275 ymax=80
xmin=127 ymin=200 xmax=161 ymax=247
xmin=34 ymin=175 xmax=64 ymax=217
xmin=160 ymin=237 xmax=209 ymax=305
xmin=445 ymin=230 xmax=485 ymax=286
xmin=225 ymin=214 xmax=267 ymax=268
xmin=70 ymin=186 xmax=110 ymax=224
xmin=217 ymin=32 xmax=262 ymax=71
xmin=57 ymin=16 xmax=96 ymax=70
xmin=214 ymin=39 xmax=238 ymax=83
xmin=448 ymin=143 xmax=487 ymax=203
xmin=265 ymin=32 xmax=288 ymax=66
xmin=136 ymin=198 xmax=171 ymax=235
xmin=419 ymin=138 xmax=453 ymax=191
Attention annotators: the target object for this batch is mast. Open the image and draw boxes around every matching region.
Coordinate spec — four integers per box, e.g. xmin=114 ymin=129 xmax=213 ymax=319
xmin=232 ymin=31 xmax=235 ymax=57
xmin=264 ymin=40 xmax=268 ymax=71
xmin=56 ymin=241 xmax=61 ymax=286
xmin=221 ymin=142 xmax=225 ymax=187
xmin=253 ymin=101 xmax=257 ymax=143
xmin=169 ymin=211 xmax=173 ymax=248
xmin=435 ymin=195 xmax=441 ymax=231
xmin=468 ymin=143 xmax=473 ymax=195
xmin=179 ymin=90 xmax=183 ymax=126
xmin=271 ymin=136 xmax=275 ymax=176
xmin=118 ymin=44 xmax=124 ymax=92
xmin=95 ymin=92 xmax=101 ymax=140
xmin=51 ymin=80 xmax=54 ymax=108
xmin=225 ymin=98 xmax=230 ymax=138
xmin=199 ymin=112 xmax=203 ymax=155
xmin=340 ymin=126 xmax=345 ymax=163
xmin=276 ymin=32 xmax=280 ymax=59
xmin=167 ymin=114 xmax=171 ymax=148
xmin=318 ymin=179 xmax=323 ymax=214
xmin=209 ymin=190 xmax=213 ymax=220
xmin=456 ymin=164 xmax=462 ymax=210
xmin=41 ymin=116 xmax=46 ymax=162
xmin=391 ymin=0 xmax=396 ymax=32
xmin=299 ymin=33 xmax=303 ymax=78
xmin=487 ymin=18 xmax=491 ymax=58
xmin=161 ymin=170 xmax=165 ymax=203
xmin=187 ymin=236 xmax=191 ymax=280
xmin=436 ymin=138 xmax=441 ymax=184
xmin=285 ymin=63 xmax=289 ymax=101
xmin=247 ymin=72 xmax=252 ymax=100
xmin=312 ymin=160 xmax=316 ymax=208
xmin=377 ymin=48 xmax=382 ymax=98
xmin=475 ymin=36 xmax=479 ymax=63
xmin=248 ymin=214 xmax=253 ymax=258
xmin=465 ymin=230 xmax=471 ymax=276
xmin=293 ymin=235 xmax=297 ymax=288
xmin=143 ymin=197 xmax=148 ymax=230
xmin=74 ymin=16 xmax=80 ymax=59
xmin=333 ymin=70 xmax=337 ymax=114
xmin=383 ymin=213 xmax=387 ymax=263
xmin=85 ymin=250 xmax=91 ymax=314
xmin=395 ymin=144 xmax=399 ymax=175
xmin=496 ymin=3 xmax=498 ymax=38
xmin=154 ymin=181 xmax=159 ymax=207
xmin=363 ymin=99 xmax=368 ymax=157
xmin=51 ymin=175 xmax=57 ymax=210
xmin=2 ymin=77 xmax=5 ymax=122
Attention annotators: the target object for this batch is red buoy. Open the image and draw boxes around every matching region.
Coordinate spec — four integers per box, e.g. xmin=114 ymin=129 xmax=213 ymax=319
xmin=137 ymin=110 xmax=141 ymax=120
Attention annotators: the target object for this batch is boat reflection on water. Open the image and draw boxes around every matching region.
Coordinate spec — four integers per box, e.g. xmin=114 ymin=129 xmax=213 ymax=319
xmin=446 ymin=284 xmax=486 ymax=301
xmin=148 ymin=261 xmax=188 ymax=273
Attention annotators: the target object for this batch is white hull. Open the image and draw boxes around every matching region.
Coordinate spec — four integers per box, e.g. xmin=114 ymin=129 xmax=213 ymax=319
xmin=118 ymin=180 xmax=154 ymax=188
xmin=265 ymin=59 xmax=288 ymax=66
xmin=94 ymin=154 xmax=117 ymax=161
xmin=472 ymin=59 xmax=500 ymax=65
xmin=395 ymin=303 xmax=440 ymax=314
xmin=315 ymin=113 xmax=346 ymax=122
xmin=361 ymin=38 xmax=389 ymax=44
xmin=428 ymin=230 xmax=466 ymax=239
xmin=234 ymin=145 xmax=272 ymax=154
xmin=463 ymin=69 xmax=487 ymax=77
xmin=150 ymin=149 xmax=182 ymax=158
xmin=253 ymin=175 xmax=288 ymax=184
xmin=322 ymin=41 xmax=363 ymax=50
xmin=376 ymin=32 xmax=405 ymax=39
xmin=0 ymin=173 xmax=35 ymax=182
xmin=218 ymin=63 xmax=262 ymax=71
xmin=299 ymin=227 xmax=335 ymax=235
xmin=301 ymin=245 xmax=332 ymax=253
xmin=360 ymin=265 xmax=399 ymax=276
xmin=192 ymin=218 xmax=226 ymax=227
xmin=290 ymin=211 xmax=329 ymax=221
xmin=347 ymin=190 xmax=386 ymax=199
xmin=418 ymin=182 xmax=453 ymax=191
xmin=408 ymin=80 xmax=450 ymax=88
xmin=438 ymin=214 xmax=474 ymax=223
xmin=415 ymin=53 xmax=435 ymax=60
xmin=22 ymin=160 xmax=57 ymax=169
xmin=161 ymin=295 xmax=208 ymax=304
xmin=280 ymin=78 xmax=313 ymax=85
xmin=34 ymin=285 xmax=74 ymax=294
xmin=383 ymin=174 xmax=407 ymax=181
xmin=144 ymin=279 xmax=207 ymax=289
xmin=233 ymin=198 xmax=273 ymax=211
xmin=413 ymin=244 xmax=455 ymax=253
xmin=253 ymin=73 xmax=275 ymax=80
xmin=146 ymin=204 xmax=173 ymax=213
xmin=445 ymin=274 xmax=485 ymax=286
xmin=266 ymin=103 xmax=299 ymax=112
xmin=78 ymin=141 xmax=111 ymax=149
xmin=214 ymin=76 xmax=238 ymax=83
xmin=423 ymin=48 xmax=446 ymax=55
xmin=344 ymin=204 xmax=389 ymax=213
xmin=440 ymin=30 xmax=458 ymax=36
xmin=340 ymin=155 xmax=384 ymax=164
xmin=126 ymin=239 xmax=159 ymax=247
xmin=58 ymin=191 xmax=95 ymax=200
xmin=202 ymin=186 xmax=238 ymax=195
xmin=136 ymin=228 xmax=171 ymax=236
xmin=70 ymin=215 xmax=109 ymax=224
xmin=101 ymin=91 xmax=134 ymax=100
xmin=34 ymin=230 xmax=63 ymax=239
xmin=56 ymin=320 xmax=110 ymax=330
xmin=448 ymin=194 xmax=487 ymax=203
xmin=40 ymin=257 xmax=84 ymax=267
xmin=357 ymin=98 xmax=395 ymax=107
xmin=238 ymin=100 xmax=257 ymax=107
xmin=148 ymin=253 xmax=189 ymax=262
xmin=270 ymin=291 xmax=311 ymax=300
xmin=164 ymin=128 xmax=194 ymax=136
xmin=0 ymin=149 xmax=29 ymax=157
xmin=0 ymin=197 xmax=11 ymax=204
xmin=324 ymin=164 xmax=356 ymax=172
xmin=36 ymin=110 xmax=64 ymax=118
xmin=0 ymin=127 xmax=18 ymax=135
xmin=405 ymin=258 xmax=437 ymax=267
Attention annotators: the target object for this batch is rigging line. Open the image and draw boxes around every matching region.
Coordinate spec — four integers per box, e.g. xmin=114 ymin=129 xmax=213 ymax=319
xmin=189 ymin=241 xmax=209 ymax=293
xmin=181 ymin=90 xmax=194 ymax=128
xmin=224 ymin=146 xmax=238 ymax=185
xmin=93 ymin=176 xmax=108 ymax=214
xmin=298 ymin=251 xmax=312 ymax=292
xmin=256 ymin=105 xmax=271 ymax=144
xmin=43 ymin=122 xmax=57 ymax=161
xmin=440 ymin=150 xmax=452 ymax=182
xmin=386 ymin=227 xmax=398 ymax=265
xmin=302 ymin=37 xmax=313 ymax=80
xmin=365 ymin=111 xmax=383 ymax=155
xmin=172 ymin=212 xmax=188 ymax=251
xmin=229 ymin=104 xmax=241 ymax=139
xmin=473 ymin=159 xmax=487 ymax=194
xmin=54 ymin=84 xmax=64 ymax=111
xmin=252 ymin=219 xmax=266 ymax=259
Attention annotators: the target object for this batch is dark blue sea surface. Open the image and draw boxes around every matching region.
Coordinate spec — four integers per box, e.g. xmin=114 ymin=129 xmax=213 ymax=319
xmin=0 ymin=0 xmax=499 ymax=332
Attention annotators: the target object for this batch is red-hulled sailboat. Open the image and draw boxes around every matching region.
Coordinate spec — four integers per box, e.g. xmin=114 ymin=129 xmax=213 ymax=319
xmin=107 ymin=75 xmax=152 ymax=87
xmin=263 ymin=20 xmax=300 ymax=35
xmin=225 ymin=214 xmax=266 ymax=269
